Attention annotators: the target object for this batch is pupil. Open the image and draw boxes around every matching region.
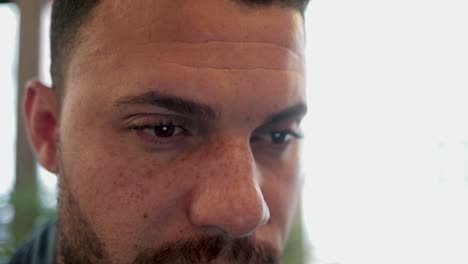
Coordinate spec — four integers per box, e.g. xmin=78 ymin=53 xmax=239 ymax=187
xmin=272 ymin=132 xmax=286 ymax=144
xmin=154 ymin=125 xmax=175 ymax=137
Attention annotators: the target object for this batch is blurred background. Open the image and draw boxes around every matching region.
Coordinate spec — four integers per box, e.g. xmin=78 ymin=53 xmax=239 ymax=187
xmin=1 ymin=0 xmax=468 ymax=263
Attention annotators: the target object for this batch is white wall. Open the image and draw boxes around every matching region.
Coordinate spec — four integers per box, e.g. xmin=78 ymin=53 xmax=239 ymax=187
xmin=303 ymin=0 xmax=468 ymax=263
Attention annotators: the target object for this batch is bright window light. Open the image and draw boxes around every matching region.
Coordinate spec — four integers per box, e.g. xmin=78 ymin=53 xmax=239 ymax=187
xmin=302 ymin=0 xmax=468 ymax=263
xmin=0 ymin=4 xmax=19 ymax=197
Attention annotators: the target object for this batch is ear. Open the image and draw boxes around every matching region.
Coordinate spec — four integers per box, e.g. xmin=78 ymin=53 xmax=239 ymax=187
xmin=23 ymin=80 xmax=59 ymax=173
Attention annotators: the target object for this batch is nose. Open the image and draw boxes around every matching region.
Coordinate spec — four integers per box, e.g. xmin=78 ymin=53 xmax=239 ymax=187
xmin=188 ymin=140 xmax=270 ymax=238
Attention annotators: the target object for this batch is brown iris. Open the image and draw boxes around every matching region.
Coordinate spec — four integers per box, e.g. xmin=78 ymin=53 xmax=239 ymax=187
xmin=152 ymin=125 xmax=176 ymax=138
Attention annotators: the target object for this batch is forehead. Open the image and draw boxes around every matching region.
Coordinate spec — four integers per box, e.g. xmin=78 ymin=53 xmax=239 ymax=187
xmin=65 ymin=0 xmax=306 ymax=118
xmin=76 ymin=0 xmax=305 ymax=59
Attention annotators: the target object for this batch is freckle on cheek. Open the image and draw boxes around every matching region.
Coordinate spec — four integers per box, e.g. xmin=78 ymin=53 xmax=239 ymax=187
xmin=144 ymin=169 xmax=153 ymax=179
xmin=143 ymin=213 xmax=148 ymax=219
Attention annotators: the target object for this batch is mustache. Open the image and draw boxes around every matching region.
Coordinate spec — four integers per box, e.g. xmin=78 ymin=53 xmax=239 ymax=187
xmin=133 ymin=235 xmax=279 ymax=264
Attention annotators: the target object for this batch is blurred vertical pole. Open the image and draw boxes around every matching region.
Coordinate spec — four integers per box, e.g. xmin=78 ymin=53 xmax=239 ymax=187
xmin=10 ymin=0 xmax=42 ymax=246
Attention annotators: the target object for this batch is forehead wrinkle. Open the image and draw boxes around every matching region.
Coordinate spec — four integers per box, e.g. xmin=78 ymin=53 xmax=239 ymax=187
xmin=74 ymin=40 xmax=304 ymax=76
xmin=82 ymin=1 xmax=305 ymax=57
xmin=74 ymin=59 xmax=303 ymax=76
xmin=70 ymin=61 xmax=304 ymax=87
xmin=158 ymin=62 xmax=304 ymax=75
xmin=81 ymin=40 xmax=303 ymax=62
xmin=72 ymin=1 xmax=306 ymax=79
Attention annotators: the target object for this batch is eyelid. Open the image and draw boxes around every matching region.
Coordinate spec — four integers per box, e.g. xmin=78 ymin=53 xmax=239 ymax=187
xmin=253 ymin=119 xmax=303 ymax=136
xmin=123 ymin=114 xmax=191 ymax=130
xmin=126 ymin=117 xmax=193 ymax=150
xmin=252 ymin=130 xmax=303 ymax=142
xmin=137 ymin=124 xmax=188 ymax=140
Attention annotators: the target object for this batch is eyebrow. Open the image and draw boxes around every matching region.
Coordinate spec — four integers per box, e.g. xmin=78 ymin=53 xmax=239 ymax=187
xmin=263 ymin=103 xmax=308 ymax=126
xmin=115 ymin=90 xmax=307 ymax=124
xmin=114 ymin=91 xmax=218 ymax=119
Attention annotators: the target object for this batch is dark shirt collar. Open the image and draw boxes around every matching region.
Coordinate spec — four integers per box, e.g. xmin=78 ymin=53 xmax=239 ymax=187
xmin=8 ymin=221 xmax=56 ymax=264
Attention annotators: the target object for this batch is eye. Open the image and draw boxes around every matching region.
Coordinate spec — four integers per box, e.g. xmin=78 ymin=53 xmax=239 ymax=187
xmin=269 ymin=131 xmax=303 ymax=145
xmin=252 ymin=130 xmax=303 ymax=145
xmin=270 ymin=131 xmax=298 ymax=144
xmin=143 ymin=124 xmax=186 ymax=138
xmin=130 ymin=122 xmax=188 ymax=139
xmin=250 ymin=130 xmax=302 ymax=157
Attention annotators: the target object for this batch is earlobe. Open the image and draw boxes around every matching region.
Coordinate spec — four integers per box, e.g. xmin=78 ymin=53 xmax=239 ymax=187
xmin=23 ymin=80 xmax=59 ymax=173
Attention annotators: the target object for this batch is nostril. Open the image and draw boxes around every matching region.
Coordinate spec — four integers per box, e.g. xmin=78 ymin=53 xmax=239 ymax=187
xmin=198 ymin=225 xmax=230 ymax=237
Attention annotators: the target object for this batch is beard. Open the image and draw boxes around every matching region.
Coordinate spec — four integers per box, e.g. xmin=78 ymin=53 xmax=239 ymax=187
xmin=56 ymin=158 xmax=279 ymax=264
xmin=57 ymin=186 xmax=279 ymax=264
xmin=133 ymin=235 xmax=278 ymax=264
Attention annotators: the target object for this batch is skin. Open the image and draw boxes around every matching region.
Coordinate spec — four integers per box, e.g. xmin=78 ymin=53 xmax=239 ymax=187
xmin=24 ymin=0 xmax=306 ymax=263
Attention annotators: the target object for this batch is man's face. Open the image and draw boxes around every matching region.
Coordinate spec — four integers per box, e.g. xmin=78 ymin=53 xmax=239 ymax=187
xmin=53 ymin=0 xmax=306 ymax=263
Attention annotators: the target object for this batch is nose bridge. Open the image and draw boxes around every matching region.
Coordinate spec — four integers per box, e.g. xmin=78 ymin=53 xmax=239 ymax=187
xmin=188 ymin=138 xmax=270 ymax=238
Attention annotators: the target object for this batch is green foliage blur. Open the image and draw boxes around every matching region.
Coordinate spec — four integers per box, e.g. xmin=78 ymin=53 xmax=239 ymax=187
xmin=0 ymin=190 xmax=56 ymax=262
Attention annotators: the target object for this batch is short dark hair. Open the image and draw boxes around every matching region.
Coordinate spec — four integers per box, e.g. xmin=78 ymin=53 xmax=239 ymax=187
xmin=50 ymin=0 xmax=310 ymax=102
xmin=50 ymin=0 xmax=100 ymax=102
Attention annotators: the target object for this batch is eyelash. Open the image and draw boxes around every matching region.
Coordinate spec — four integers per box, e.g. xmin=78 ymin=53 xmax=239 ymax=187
xmin=129 ymin=120 xmax=190 ymax=142
xmin=252 ymin=130 xmax=303 ymax=144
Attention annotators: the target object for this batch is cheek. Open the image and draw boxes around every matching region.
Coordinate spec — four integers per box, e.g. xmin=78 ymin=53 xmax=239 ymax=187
xmin=59 ymin=140 xmax=145 ymax=230
xmin=61 ymin=137 xmax=183 ymax=219
xmin=58 ymin=117 xmax=195 ymax=258
xmin=261 ymin=145 xmax=302 ymax=243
